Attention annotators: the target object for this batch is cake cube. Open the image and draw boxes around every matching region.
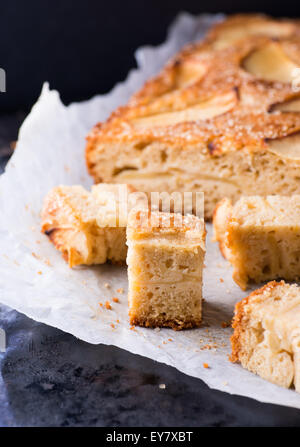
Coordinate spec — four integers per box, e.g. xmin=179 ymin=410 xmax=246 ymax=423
xmin=41 ymin=184 xmax=140 ymax=267
xmin=126 ymin=209 xmax=206 ymax=330
xmin=231 ymin=280 xmax=300 ymax=392
xmin=213 ymin=195 xmax=300 ymax=289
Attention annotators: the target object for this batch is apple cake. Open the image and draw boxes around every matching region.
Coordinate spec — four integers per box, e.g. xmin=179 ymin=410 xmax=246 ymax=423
xmin=213 ymin=195 xmax=300 ymax=289
xmin=86 ymin=14 xmax=300 ymax=220
xmin=231 ymin=280 xmax=300 ymax=392
xmin=126 ymin=209 xmax=206 ymax=330
xmin=41 ymin=183 xmax=142 ymax=267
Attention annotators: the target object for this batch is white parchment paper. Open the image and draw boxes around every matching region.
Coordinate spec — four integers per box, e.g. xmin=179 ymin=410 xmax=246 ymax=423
xmin=1 ymin=12 xmax=300 ymax=409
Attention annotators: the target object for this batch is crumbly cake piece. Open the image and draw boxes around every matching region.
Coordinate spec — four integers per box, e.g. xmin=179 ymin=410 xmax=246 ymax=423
xmin=86 ymin=14 xmax=300 ymax=219
xmin=231 ymin=281 xmax=300 ymax=392
xmin=41 ymin=184 xmax=138 ymax=267
xmin=213 ymin=195 xmax=300 ymax=289
xmin=126 ymin=209 xmax=206 ymax=330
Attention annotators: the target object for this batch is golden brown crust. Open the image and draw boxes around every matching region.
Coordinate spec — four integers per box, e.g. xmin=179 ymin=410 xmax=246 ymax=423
xmin=44 ymin=225 xmax=127 ymax=267
xmin=212 ymin=198 xmax=233 ymax=259
xmin=86 ymin=14 xmax=300 ymax=184
xmin=205 ymin=14 xmax=300 ymax=44
xmin=41 ymin=186 xmax=87 ymax=267
xmin=130 ymin=314 xmax=202 ymax=331
xmin=128 ymin=209 xmax=206 ymax=242
xmin=46 ymin=228 xmax=70 ymax=262
xmin=230 ymin=280 xmax=285 ymax=362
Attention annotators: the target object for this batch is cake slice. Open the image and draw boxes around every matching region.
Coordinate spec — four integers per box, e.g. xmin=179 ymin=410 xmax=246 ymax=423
xmin=86 ymin=14 xmax=300 ymax=220
xmin=231 ymin=281 xmax=300 ymax=392
xmin=126 ymin=209 xmax=206 ymax=330
xmin=213 ymin=195 xmax=300 ymax=290
xmin=41 ymin=183 xmax=141 ymax=267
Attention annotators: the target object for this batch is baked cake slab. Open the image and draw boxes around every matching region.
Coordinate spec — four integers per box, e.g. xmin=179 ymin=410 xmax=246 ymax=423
xmin=86 ymin=14 xmax=300 ymax=219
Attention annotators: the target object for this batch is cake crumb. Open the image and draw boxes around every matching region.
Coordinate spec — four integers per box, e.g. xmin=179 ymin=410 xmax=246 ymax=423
xmin=111 ymin=324 xmax=115 ymax=329
xmin=116 ymin=319 xmax=120 ymax=324
xmin=221 ymin=321 xmax=230 ymax=328
xmin=219 ymin=278 xmax=224 ymax=283
xmin=99 ymin=302 xmax=103 ymax=307
xmin=37 ymin=271 xmax=42 ymax=275
xmin=104 ymin=283 xmax=110 ymax=289
xmin=159 ymin=383 xmax=166 ymax=389
xmin=202 ymin=344 xmax=212 ymax=350
xmin=154 ymin=327 xmax=160 ymax=332
xmin=203 ymin=363 xmax=209 ymax=369
xmin=105 ymin=301 xmax=112 ymax=310
xmin=116 ymin=288 xmax=124 ymax=294
xmin=112 ymin=297 xmax=119 ymax=303
xmin=168 ymin=338 xmax=173 ymax=342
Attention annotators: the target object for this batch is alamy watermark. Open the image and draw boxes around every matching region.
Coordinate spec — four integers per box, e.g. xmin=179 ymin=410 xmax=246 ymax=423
xmin=0 ymin=68 xmax=5 ymax=93
xmin=0 ymin=328 xmax=6 ymax=352
xmin=96 ymin=185 xmax=204 ymax=228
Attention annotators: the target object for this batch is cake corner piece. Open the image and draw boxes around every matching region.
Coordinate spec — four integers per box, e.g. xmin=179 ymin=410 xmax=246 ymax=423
xmin=126 ymin=209 xmax=206 ymax=330
xmin=41 ymin=184 xmax=130 ymax=267
xmin=230 ymin=280 xmax=300 ymax=392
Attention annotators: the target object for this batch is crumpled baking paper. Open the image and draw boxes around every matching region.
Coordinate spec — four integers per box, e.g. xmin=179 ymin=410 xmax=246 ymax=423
xmin=1 ymin=12 xmax=300 ymax=409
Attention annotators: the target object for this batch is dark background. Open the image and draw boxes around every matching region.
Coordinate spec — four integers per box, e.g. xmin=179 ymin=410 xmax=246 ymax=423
xmin=0 ymin=0 xmax=300 ymax=112
xmin=1 ymin=0 xmax=300 ymax=427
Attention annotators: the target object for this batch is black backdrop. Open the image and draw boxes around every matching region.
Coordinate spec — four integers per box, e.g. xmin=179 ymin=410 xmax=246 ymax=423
xmin=0 ymin=0 xmax=300 ymax=112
